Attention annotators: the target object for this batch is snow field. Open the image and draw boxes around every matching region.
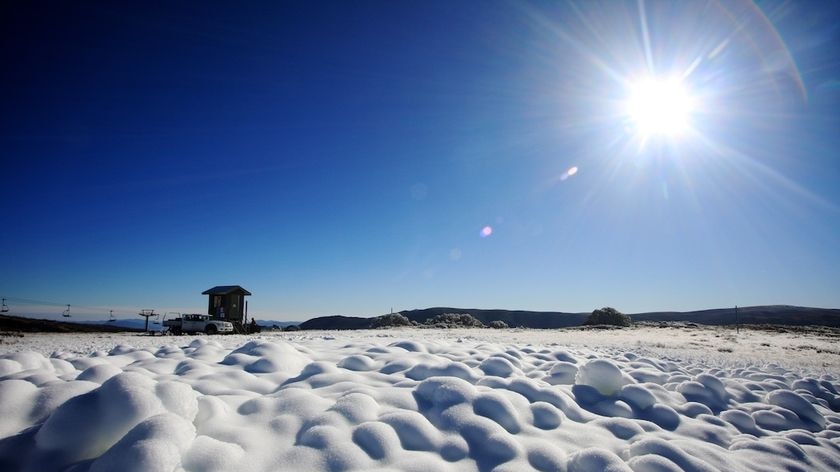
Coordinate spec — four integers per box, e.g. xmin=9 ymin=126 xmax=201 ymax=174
xmin=0 ymin=328 xmax=838 ymax=471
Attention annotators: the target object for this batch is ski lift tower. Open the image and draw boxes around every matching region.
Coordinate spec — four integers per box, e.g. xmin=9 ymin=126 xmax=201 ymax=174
xmin=139 ymin=309 xmax=156 ymax=333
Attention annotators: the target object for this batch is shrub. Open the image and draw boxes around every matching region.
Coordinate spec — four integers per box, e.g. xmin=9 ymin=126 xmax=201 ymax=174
xmin=488 ymin=320 xmax=508 ymax=329
xmin=424 ymin=313 xmax=485 ymax=328
xmin=371 ymin=313 xmax=413 ymax=328
xmin=584 ymin=307 xmax=631 ymax=327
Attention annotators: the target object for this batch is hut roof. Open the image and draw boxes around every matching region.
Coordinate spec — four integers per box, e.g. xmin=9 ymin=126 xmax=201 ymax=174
xmin=202 ymin=285 xmax=252 ymax=296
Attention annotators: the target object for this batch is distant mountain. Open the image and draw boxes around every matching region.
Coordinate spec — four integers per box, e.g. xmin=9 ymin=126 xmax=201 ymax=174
xmin=295 ymin=308 xmax=589 ymax=330
xmin=76 ymin=318 xmax=301 ymax=331
xmin=298 ymin=315 xmax=373 ymax=330
xmin=296 ymin=305 xmax=840 ymax=330
xmin=8 ymin=306 xmax=838 ymax=333
xmin=632 ymin=305 xmax=840 ymax=326
xmin=400 ymin=307 xmax=588 ymax=328
xmin=255 ymin=319 xmax=302 ymax=329
xmin=77 ymin=319 xmax=162 ymax=331
xmin=1 ymin=314 xmax=143 ymax=333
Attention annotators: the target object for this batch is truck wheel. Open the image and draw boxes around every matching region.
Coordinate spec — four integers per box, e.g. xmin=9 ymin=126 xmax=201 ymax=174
xmin=205 ymin=325 xmax=217 ymax=335
xmin=172 ymin=328 xmax=182 ymax=336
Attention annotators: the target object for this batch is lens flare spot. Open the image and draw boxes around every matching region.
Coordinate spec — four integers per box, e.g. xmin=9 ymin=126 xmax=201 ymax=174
xmin=480 ymin=226 xmax=493 ymax=238
xmin=560 ymin=166 xmax=579 ymax=181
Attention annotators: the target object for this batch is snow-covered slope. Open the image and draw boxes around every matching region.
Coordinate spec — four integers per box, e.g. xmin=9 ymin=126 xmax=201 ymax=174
xmin=1 ymin=326 xmax=838 ymax=471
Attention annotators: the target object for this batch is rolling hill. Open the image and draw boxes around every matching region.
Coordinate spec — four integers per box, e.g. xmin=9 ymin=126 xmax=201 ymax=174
xmin=297 ymin=305 xmax=840 ymax=330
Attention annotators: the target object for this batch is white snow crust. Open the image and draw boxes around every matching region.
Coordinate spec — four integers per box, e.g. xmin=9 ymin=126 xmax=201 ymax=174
xmin=1 ymin=325 xmax=839 ymax=471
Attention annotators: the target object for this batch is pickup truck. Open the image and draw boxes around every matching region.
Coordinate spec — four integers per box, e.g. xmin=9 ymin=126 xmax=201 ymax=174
xmin=163 ymin=313 xmax=234 ymax=335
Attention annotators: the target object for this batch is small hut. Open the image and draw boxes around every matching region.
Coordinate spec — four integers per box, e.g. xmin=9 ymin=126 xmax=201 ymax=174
xmin=202 ymin=285 xmax=251 ymax=325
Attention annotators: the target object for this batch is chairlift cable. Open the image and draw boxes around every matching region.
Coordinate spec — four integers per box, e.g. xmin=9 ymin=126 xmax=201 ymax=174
xmin=5 ymin=296 xmax=144 ymax=317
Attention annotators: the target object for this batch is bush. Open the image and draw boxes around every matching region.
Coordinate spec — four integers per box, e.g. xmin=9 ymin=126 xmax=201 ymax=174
xmin=584 ymin=307 xmax=631 ymax=327
xmin=371 ymin=313 xmax=413 ymax=328
xmin=424 ymin=313 xmax=485 ymax=328
xmin=488 ymin=320 xmax=508 ymax=329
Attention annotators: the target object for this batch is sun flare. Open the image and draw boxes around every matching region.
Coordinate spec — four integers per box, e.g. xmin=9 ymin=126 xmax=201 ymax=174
xmin=626 ymin=77 xmax=695 ymax=138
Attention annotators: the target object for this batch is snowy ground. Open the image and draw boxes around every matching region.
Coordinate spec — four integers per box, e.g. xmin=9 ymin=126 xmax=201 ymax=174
xmin=1 ymin=325 xmax=839 ymax=471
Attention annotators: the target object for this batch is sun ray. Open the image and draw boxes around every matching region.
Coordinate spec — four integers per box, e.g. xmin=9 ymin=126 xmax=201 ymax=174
xmin=637 ymin=0 xmax=656 ymax=74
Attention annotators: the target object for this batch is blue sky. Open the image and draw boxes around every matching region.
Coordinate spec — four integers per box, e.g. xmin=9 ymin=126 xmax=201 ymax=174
xmin=2 ymin=1 xmax=839 ymax=321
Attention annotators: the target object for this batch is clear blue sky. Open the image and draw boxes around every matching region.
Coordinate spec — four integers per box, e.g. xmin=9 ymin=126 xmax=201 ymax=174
xmin=2 ymin=1 xmax=839 ymax=321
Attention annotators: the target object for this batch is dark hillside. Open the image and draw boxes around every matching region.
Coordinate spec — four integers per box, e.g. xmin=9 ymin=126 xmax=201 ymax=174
xmin=400 ymin=307 xmax=587 ymax=328
xmin=633 ymin=305 xmax=840 ymax=326
xmin=0 ymin=314 xmax=143 ymax=333
xmin=297 ymin=315 xmax=372 ymax=330
xmin=298 ymin=305 xmax=840 ymax=330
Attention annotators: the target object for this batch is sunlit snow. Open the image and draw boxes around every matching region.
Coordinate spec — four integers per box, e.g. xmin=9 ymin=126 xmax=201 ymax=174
xmin=1 ymin=326 xmax=839 ymax=471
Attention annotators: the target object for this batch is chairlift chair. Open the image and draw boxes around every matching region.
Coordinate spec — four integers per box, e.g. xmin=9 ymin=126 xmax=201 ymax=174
xmin=62 ymin=304 xmax=71 ymax=318
xmin=1 ymin=298 xmax=8 ymax=314
xmin=108 ymin=310 xmax=116 ymax=322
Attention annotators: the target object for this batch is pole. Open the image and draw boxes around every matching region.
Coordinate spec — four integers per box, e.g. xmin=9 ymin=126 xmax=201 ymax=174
xmin=735 ymin=305 xmax=739 ymax=334
xmin=139 ymin=309 xmax=155 ymax=334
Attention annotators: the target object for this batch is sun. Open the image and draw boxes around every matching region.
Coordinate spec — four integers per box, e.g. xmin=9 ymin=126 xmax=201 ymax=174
xmin=625 ymin=77 xmax=695 ymax=138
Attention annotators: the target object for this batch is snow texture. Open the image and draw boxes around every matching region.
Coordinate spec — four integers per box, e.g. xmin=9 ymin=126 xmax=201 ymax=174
xmin=1 ymin=325 xmax=839 ymax=471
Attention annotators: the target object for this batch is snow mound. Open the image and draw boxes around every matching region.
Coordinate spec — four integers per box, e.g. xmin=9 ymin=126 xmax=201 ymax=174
xmin=1 ymin=328 xmax=839 ymax=471
xmin=576 ymin=359 xmax=633 ymax=396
